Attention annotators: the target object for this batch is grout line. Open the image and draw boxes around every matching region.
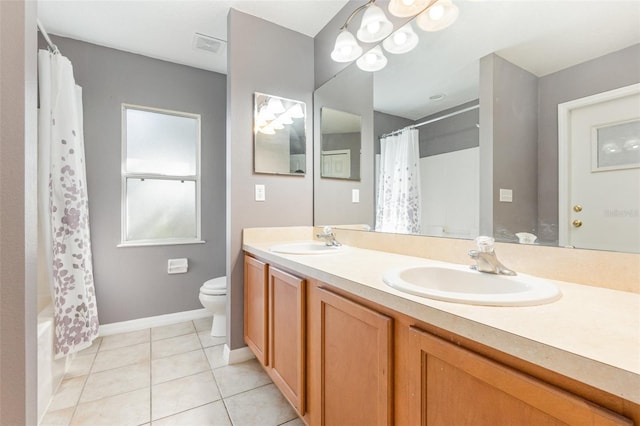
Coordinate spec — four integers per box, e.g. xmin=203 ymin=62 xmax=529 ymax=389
xmin=149 ymin=331 xmax=153 ymax=426
xmin=67 ymin=335 xmax=102 ymax=425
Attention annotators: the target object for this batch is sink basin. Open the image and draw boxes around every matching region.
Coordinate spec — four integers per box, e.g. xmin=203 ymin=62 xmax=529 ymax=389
xmin=270 ymin=241 xmax=346 ymax=255
xmin=383 ymin=264 xmax=561 ymax=306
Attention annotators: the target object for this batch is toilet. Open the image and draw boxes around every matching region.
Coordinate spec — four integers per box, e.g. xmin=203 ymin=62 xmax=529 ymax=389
xmin=198 ymin=276 xmax=227 ymax=337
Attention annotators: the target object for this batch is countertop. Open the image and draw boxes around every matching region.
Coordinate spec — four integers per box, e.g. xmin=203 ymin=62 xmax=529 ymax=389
xmin=243 ymin=240 xmax=640 ymax=404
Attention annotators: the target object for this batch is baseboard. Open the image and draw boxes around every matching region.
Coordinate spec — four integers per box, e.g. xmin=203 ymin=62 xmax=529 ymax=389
xmin=223 ymin=344 xmax=255 ymax=365
xmin=99 ymin=308 xmax=212 ymax=336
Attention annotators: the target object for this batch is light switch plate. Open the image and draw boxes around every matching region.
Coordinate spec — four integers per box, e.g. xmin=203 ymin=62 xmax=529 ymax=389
xmin=499 ymin=188 xmax=513 ymax=203
xmin=255 ymin=184 xmax=265 ymax=201
xmin=352 ymin=189 xmax=360 ymax=203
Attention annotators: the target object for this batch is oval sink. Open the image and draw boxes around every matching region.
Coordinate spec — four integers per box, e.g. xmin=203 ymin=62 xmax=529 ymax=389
xmin=270 ymin=241 xmax=346 ymax=255
xmin=383 ymin=264 xmax=561 ymax=306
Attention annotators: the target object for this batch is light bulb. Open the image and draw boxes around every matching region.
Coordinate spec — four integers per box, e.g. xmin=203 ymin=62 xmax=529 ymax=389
xmin=366 ymin=53 xmax=378 ymax=65
xmin=429 ymin=5 xmax=444 ymax=20
xmin=367 ymin=20 xmax=381 ymax=35
xmin=340 ymin=45 xmax=353 ymax=56
xmin=393 ymin=31 xmax=408 ymax=45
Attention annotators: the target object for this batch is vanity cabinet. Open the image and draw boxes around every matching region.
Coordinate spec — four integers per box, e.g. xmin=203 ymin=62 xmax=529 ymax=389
xmin=244 ymin=256 xmax=268 ymax=366
xmin=407 ymin=326 xmax=632 ymax=426
xmin=243 ymin=255 xmax=306 ymax=416
xmin=244 ymin=252 xmax=638 ymax=426
xmin=308 ymin=284 xmax=393 ymax=426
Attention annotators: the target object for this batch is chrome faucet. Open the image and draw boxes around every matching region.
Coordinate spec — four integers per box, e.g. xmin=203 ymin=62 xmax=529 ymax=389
xmin=468 ymin=236 xmax=516 ymax=276
xmin=316 ymin=226 xmax=342 ymax=247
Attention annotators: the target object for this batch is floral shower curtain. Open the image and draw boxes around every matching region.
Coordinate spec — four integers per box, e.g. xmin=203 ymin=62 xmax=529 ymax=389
xmin=375 ymin=128 xmax=422 ymax=234
xmin=38 ymin=49 xmax=99 ymax=357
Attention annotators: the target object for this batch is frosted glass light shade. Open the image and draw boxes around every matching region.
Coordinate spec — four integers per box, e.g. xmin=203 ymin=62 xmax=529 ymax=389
xmin=331 ymin=29 xmax=363 ymax=62
xmin=388 ymin=0 xmax=430 ymax=17
xmin=416 ymin=0 xmax=459 ymax=32
xmin=383 ymin=23 xmax=419 ymax=54
xmin=288 ymin=104 xmax=305 ymax=118
xmin=356 ymin=46 xmax=388 ymax=72
xmin=357 ymin=3 xmax=393 ymax=43
xmin=267 ymin=97 xmax=285 ymax=114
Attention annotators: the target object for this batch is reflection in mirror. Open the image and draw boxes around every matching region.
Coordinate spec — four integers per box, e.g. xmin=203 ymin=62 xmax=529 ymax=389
xmin=321 ymin=107 xmax=362 ymax=180
xmin=313 ymin=1 xmax=640 ymax=253
xmin=254 ymin=92 xmax=306 ymax=175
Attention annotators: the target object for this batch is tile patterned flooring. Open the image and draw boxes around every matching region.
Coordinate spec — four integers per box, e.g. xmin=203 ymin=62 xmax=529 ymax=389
xmin=41 ymin=317 xmax=304 ymax=426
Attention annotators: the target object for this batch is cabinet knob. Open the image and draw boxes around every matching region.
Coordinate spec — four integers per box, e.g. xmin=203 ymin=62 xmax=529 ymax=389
xmin=573 ymin=205 xmax=583 ymax=213
xmin=572 ymin=219 xmax=583 ymax=228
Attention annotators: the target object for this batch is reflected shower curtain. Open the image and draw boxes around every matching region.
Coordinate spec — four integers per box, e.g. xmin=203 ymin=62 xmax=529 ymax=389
xmin=38 ymin=50 xmax=99 ymax=357
xmin=375 ymin=128 xmax=422 ymax=234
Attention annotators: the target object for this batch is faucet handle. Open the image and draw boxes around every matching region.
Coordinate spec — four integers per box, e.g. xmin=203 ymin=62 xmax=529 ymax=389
xmin=322 ymin=225 xmax=333 ymax=235
xmin=475 ymin=236 xmax=495 ymax=253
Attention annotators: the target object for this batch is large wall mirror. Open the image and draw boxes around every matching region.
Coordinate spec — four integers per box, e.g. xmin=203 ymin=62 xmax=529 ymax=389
xmin=313 ymin=1 xmax=640 ymax=253
xmin=254 ymin=92 xmax=306 ymax=175
xmin=321 ymin=107 xmax=362 ymax=180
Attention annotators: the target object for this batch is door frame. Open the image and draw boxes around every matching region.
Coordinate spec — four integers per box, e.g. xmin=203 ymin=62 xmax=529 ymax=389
xmin=557 ymin=83 xmax=640 ymax=247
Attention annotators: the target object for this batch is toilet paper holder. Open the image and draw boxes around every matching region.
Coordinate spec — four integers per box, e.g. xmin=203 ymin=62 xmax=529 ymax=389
xmin=168 ymin=258 xmax=188 ymax=274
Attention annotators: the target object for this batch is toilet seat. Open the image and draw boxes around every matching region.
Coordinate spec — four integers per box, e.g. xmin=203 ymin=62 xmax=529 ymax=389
xmin=200 ymin=277 xmax=226 ymax=296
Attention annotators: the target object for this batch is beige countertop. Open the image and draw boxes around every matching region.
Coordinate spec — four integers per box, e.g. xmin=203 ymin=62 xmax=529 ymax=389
xmin=243 ymin=238 xmax=640 ymax=404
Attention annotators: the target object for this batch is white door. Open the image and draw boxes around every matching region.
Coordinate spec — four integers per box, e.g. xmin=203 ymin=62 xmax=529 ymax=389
xmin=321 ymin=150 xmax=351 ymax=179
xmin=559 ymin=84 xmax=640 ymax=253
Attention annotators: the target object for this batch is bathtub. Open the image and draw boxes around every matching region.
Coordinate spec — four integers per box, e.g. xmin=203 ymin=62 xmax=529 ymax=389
xmin=37 ymin=304 xmax=71 ymax=422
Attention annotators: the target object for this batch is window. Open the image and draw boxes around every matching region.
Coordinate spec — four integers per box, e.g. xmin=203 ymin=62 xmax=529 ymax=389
xmin=120 ymin=104 xmax=202 ymax=246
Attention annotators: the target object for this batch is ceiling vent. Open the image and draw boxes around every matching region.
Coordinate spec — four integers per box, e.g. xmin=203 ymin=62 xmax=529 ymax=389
xmin=193 ymin=33 xmax=225 ymax=54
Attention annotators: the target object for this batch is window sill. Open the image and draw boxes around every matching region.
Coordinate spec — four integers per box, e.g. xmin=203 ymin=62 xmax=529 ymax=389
xmin=117 ymin=240 xmax=206 ymax=248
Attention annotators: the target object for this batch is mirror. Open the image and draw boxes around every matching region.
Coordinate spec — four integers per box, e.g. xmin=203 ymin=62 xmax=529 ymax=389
xmin=254 ymin=92 xmax=306 ymax=175
xmin=313 ymin=1 xmax=640 ymax=253
xmin=321 ymin=107 xmax=362 ymax=180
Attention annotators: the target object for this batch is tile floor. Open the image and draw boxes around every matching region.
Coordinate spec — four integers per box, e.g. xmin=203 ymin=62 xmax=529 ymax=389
xmin=41 ymin=317 xmax=304 ymax=426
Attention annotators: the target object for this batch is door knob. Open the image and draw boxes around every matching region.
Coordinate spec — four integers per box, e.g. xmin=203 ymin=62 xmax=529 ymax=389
xmin=572 ymin=219 xmax=583 ymax=228
xmin=573 ymin=205 xmax=583 ymax=213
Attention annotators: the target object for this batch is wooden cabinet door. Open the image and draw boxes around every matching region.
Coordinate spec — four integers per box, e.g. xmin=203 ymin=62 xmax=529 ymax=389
xmin=243 ymin=256 xmax=268 ymax=366
xmin=309 ymin=286 xmax=393 ymax=426
xmin=268 ymin=267 xmax=306 ymax=416
xmin=408 ymin=326 xmax=632 ymax=426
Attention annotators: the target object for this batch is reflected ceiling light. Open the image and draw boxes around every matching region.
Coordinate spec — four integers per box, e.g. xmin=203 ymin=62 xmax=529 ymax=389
xmin=258 ymin=105 xmax=275 ymax=121
xmin=279 ymin=112 xmax=293 ymax=125
xmin=388 ymin=0 xmax=430 ymax=18
xmin=357 ymin=46 xmax=388 ymax=72
xmin=331 ymin=29 xmax=363 ymax=62
xmin=356 ymin=3 xmax=393 ymax=43
xmin=271 ymin=119 xmax=285 ymax=130
xmin=601 ymin=142 xmax=621 ymax=154
xmin=383 ymin=23 xmax=419 ymax=54
xmin=267 ymin=97 xmax=285 ymax=114
xmin=416 ymin=0 xmax=459 ymax=31
xmin=260 ymin=125 xmax=276 ymax=135
xmin=288 ymin=104 xmax=305 ymax=119
xmin=624 ymin=138 xmax=640 ymax=151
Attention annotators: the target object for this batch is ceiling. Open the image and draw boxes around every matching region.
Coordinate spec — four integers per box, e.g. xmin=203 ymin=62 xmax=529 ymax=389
xmin=37 ymin=0 xmax=350 ymax=75
xmin=374 ymin=1 xmax=640 ymax=120
xmin=37 ymin=1 xmax=640 ymax=121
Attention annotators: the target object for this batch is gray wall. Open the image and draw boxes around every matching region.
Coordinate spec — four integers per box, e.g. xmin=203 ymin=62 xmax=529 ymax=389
xmin=314 ymin=64 xmax=374 ymax=227
xmin=227 ymin=10 xmax=314 ymax=350
xmin=373 ymin=111 xmax=414 ymax=155
xmin=413 ymin=101 xmax=479 ymax=158
xmin=45 ymin=36 xmax=227 ymax=324
xmin=537 ymin=43 xmax=640 ymax=243
xmin=481 ymin=54 xmax=539 ymax=242
xmin=0 ymin=0 xmax=38 ymax=423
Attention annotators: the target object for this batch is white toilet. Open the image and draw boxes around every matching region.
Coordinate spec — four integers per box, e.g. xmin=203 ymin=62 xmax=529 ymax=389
xmin=198 ymin=276 xmax=227 ymax=337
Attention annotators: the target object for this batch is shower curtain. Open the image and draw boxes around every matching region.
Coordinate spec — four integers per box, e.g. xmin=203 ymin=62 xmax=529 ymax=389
xmin=375 ymin=128 xmax=422 ymax=234
xmin=38 ymin=49 xmax=99 ymax=357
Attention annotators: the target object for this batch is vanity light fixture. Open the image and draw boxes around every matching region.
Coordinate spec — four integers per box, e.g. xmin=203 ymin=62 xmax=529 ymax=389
xmin=357 ymin=45 xmax=388 ymax=72
xmin=415 ymin=0 xmax=459 ymax=32
xmin=383 ymin=23 xmax=419 ymax=54
xmin=331 ymin=0 xmax=460 ymax=72
xmin=356 ymin=2 xmax=394 ymax=43
xmin=267 ymin=97 xmax=285 ymax=114
xmin=287 ymin=104 xmax=305 ymax=119
xmin=388 ymin=0 xmax=430 ymax=17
